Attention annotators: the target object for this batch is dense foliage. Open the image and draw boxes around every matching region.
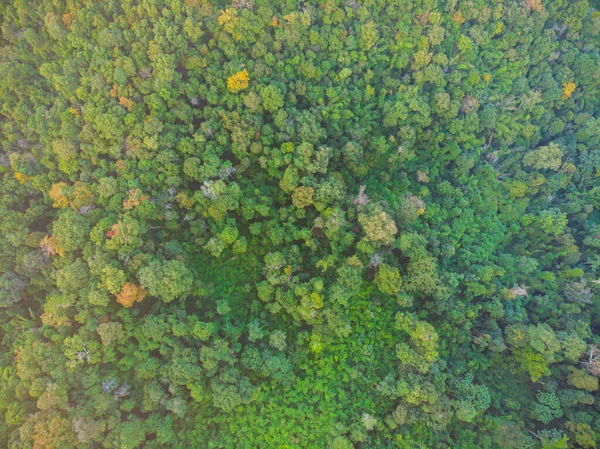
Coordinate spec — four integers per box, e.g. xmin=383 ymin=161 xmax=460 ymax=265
xmin=1 ymin=0 xmax=600 ymax=447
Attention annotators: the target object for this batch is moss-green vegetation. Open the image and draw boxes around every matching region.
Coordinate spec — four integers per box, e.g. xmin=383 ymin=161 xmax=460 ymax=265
xmin=1 ymin=0 xmax=600 ymax=447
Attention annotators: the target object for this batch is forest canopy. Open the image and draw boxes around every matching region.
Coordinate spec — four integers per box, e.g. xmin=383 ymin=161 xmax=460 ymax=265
xmin=1 ymin=0 xmax=600 ymax=448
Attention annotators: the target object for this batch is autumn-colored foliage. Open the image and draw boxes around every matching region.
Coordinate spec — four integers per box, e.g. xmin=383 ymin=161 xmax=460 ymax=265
xmin=49 ymin=182 xmax=69 ymax=209
xmin=462 ymin=95 xmax=479 ymax=113
xmin=218 ymin=8 xmax=241 ymax=40
xmin=524 ymin=0 xmax=543 ymax=12
xmin=227 ymin=69 xmax=249 ymax=93
xmin=562 ymin=81 xmax=576 ymax=99
xmin=30 ymin=412 xmax=74 ymax=449
xmin=14 ymin=172 xmax=32 ymax=184
xmin=116 ymin=283 xmax=146 ymax=308
xmin=62 ymin=13 xmax=72 ymax=30
xmin=40 ymin=235 xmax=64 ymax=257
xmin=70 ymin=182 xmax=95 ymax=210
xmin=115 ymin=159 xmax=127 ymax=172
xmin=451 ymin=10 xmax=466 ymax=24
xmin=123 ymin=188 xmax=148 ymax=210
xmin=106 ymin=223 xmax=119 ymax=238
xmin=119 ymin=96 xmax=134 ymax=111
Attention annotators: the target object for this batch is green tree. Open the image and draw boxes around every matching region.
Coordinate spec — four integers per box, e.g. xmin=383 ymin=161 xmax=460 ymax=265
xmin=53 ymin=211 xmax=88 ymax=252
xmin=395 ymin=312 xmax=439 ymax=373
xmin=358 ymin=207 xmax=398 ymax=246
xmin=523 ymin=143 xmax=563 ymax=171
xmin=374 ymin=263 xmax=402 ymax=296
xmin=260 ymin=85 xmax=284 ymax=113
xmin=138 ymin=260 xmax=194 ymax=303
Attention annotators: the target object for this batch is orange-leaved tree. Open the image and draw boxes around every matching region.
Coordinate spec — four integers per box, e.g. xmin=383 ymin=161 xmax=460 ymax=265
xmin=116 ymin=283 xmax=146 ymax=308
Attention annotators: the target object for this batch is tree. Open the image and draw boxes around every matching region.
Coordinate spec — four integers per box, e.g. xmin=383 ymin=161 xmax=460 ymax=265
xmin=116 ymin=283 xmax=146 ymax=308
xmin=269 ymin=330 xmax=287 ymax=351
xmin=374 ymin=264 xmax=402 ymax=296
xmin=279 ymin=166 xmax=299 ymax=193
xmin=53 ymin=211 xmax=88 ymax=252
xmin=138 ymin=260 xmax=193 ymax=302
xmin=523 ymin=143 xmax=563 ymax=171
xmin=292 ymin=186 xmax=314 ymax=208
xmin=97 ymin=321 xmax=126 ymax=346
xmin=227 ymin=69 xmax=249 ymax=93
xmin=358 ymin=207 xmax=398 ymax=246
xmin=395 ymin=312 xmax=439 ymax=373
xmin=567 ymin=369 xmax=598 ymax=392
xmin=56 ymin=259 xmax=89 ymax=293
xmin=532 ymin=392 xmax=562 ymax=424
xmin=49 ymin=182 xmax=70 ymax=209
xmin=260 ymin=85 xmax=284 ymax=113
xmin=330 ymin=436 xmax=353 ymax=449
xmin=72 ymin=416 xmax=106 ymax=444
xmin=450 ymin=373 xmax=490 ymax=422
xmin=506 ymin=324 xmax=561 ymax=381
xmin=0 ymin=271 xmax=27 ymax=307
xmin=105 ymin=215 xmax=144 ymax=252
xmin=40 ymin=235 xmax=64 ymax=257
xmin=360 ymin=21 xmax=379 ymax=51
xmin=329 ymin=264 xmax=363 ymax=306
xmin=19 ymin=411 xmax=77 ymax=449
xmin=562 ymin=82 xmax=576 ymax=99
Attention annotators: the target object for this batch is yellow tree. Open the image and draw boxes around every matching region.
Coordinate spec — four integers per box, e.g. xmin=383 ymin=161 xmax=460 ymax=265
xmin=227 ymin=69 xmax=249 ymax=93
xmin=49 ymin=182 xmax=70 ymax=209
xmin=562 ymin=82 xmax=576 ymax=99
